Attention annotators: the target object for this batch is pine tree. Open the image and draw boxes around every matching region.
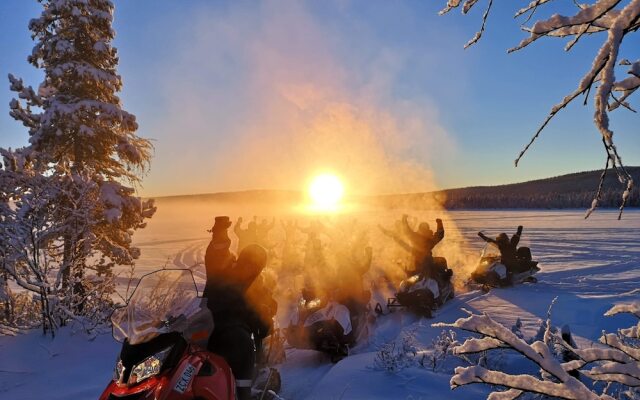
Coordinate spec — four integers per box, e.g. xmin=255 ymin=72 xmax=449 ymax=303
xmin=2 ymin=0 xmax=156 ymax=326
xmin=7 ymin=0 xmax=155 ymax=269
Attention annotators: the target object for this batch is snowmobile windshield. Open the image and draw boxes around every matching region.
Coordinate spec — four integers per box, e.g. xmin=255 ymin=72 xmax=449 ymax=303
xmin=111 ymin=269 xmax=201 ymax=345
xmin=481 ymin=242 xmax=501 ymax=258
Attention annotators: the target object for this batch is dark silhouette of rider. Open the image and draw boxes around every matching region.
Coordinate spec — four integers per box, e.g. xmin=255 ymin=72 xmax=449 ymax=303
xmin=335 ymin=233 xmax=373 ymax=317
xmin=478 ymin=225 xmax=523 ymax=274
xmin=381 ymin=215 xmax=445 ymax=279
xmin=233 ymin=216 xmax=258 ymax=253
xmin=204 ymin=216 xmax=273 ymax=400
xmin=256 ymin=217 xmax=276 ymax=249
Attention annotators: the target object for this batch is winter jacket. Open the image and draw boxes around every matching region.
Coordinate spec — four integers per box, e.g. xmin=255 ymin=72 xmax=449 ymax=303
xmin=396 ymin=218 xmax=445 ymax=276
xmin=478 ymin=226 xmax=523 ymax=271
xmin=203 ymin=233 xmax=270 ymax=336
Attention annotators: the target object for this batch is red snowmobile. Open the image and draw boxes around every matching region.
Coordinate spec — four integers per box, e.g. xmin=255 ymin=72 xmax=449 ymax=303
xmin=99 ymin=269 xmax=236 ymax=400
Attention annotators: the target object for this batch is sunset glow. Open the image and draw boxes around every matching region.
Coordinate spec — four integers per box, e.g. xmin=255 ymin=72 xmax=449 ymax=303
xmin=308 ymin=173 xmax=344 ymax=211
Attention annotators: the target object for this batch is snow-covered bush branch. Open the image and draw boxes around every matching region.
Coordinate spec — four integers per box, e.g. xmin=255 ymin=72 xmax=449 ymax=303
xmin=434 ymin=302 xmax=640 ymax=399
xmin=0 ymin=158 xmax=117 ymax=335
xmin=440 ymin=0 xmax=639 ymax=219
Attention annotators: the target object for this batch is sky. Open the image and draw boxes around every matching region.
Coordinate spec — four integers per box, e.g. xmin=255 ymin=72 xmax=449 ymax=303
xmin=0 ymin=1 xmax=638 ymax=197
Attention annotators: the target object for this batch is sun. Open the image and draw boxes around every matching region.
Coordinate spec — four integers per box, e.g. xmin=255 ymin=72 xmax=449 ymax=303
xmin=308 ymin=173 xmax=344 ymax=211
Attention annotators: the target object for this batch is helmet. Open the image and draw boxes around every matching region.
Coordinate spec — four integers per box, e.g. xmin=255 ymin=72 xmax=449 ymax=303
xmin=418 ymin=222 xmax=432 ymax=237
xmin=234 ymin=244 xmax=267 ymax=288
xmin=496 ymin=233 xmax=509 ymax=243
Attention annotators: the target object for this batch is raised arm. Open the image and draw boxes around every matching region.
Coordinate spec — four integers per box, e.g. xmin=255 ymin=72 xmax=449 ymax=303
xmin=434 ymin=218 xmax=444 ymax=244
xmin=402 ymin=214 xmax=424 ymax=246
xmin=511 ymin=225 xmax=523 ymax=247
xmin=478 ymin=231 xmax=494 ymax=244
xmin=233 ymin=217 xmax=243 ymax=236
xmin=400 ymin=214 xmax=414 ymax=236
xmin=391 ymin=235 xmax=413 ymax=254
xmin=205 ymin=231 xmax=234 ymax=280
xmin=378 ymin=224 xmax=395 ymax=238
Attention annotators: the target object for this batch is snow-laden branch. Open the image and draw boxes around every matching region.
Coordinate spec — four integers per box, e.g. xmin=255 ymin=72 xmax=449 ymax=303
xmin=439 ymin=0 xmax=639 ymax=218
xmin=435 ymin=301 xmax=640 ymax=398
xmin=452 ymin=365 xmax=608 ymax=399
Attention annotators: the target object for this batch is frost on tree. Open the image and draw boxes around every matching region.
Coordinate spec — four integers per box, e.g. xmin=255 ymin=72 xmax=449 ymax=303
xmin=434 ymin=302 xmax=640 ymax=399
xmin=0 ymin=0 xmax=155 ymax=333
xmin=5 ymin=0 xmax=155 ymax=267
xmin=1 ymin=138 xmax=144 ymax=335
xmin=440 ymin=0 xmax=639 ymax=219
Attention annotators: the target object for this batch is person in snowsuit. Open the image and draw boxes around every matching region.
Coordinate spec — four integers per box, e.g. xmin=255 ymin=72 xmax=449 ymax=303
xmin=299 ymin=220 xmax=329 ymax=301
xmin=204 ymin=216 xmax=274 ymax=400
xmin=336 ymin=232 xmax=373 ymax=315
xmin=234 ymin=216 xmax=258 ymax=253
xmin=380 ymin=215 xmax=447 ymax=281
xmin=246 ymin=270 xmax=278 ymax=366
xmin=256 ymin=218 xmax=276 ymax=248
xmin=478 ymin=225 xmax=525 ymax=275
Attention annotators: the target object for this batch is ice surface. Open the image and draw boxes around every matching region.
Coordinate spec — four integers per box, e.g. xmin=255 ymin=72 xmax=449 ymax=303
xmin=1 ymin=209 xmax=638 ymax=399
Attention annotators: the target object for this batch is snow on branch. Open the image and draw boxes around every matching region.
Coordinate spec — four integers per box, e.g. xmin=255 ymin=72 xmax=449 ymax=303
xmin=439 ymin=0 xmax=639 ymax=218
xmin=434 ymin=302 xmax=640 ymax=399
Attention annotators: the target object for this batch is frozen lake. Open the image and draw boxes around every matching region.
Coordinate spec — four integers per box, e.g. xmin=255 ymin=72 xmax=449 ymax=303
xmin=2 ymin=208 xmax=638 ymax=399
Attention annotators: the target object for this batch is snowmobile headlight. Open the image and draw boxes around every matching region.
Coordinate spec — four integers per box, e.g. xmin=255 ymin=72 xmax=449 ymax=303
xmin=114 ymin=359 xmax=125 ymax=383
xmin=399 ymin=275 xmax=420 ymax=292
xmin=306 ymin=298 xmax=322 ymax=309
xmin=128 ymin=346 xmax=172 ymax=385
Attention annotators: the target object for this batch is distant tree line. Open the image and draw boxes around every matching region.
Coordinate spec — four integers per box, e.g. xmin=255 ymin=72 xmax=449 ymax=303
xmin=374 ymin=168 xmax=640 ymax=211
xmin=439 ymin=188 xmax=639 ymax=210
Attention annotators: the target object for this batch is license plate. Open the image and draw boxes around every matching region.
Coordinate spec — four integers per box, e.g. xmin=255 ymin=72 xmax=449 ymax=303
xmin=174 ymin=363 xmax=197 ymax=394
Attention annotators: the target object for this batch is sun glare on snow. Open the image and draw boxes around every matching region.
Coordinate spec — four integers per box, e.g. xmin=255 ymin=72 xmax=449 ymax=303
xmin=308 ymin=173 xmax=344 ymax=211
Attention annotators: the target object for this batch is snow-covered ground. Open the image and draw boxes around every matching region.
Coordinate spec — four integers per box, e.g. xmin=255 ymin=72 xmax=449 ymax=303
xmin=1 ymin=208 xmax=638 ymax=400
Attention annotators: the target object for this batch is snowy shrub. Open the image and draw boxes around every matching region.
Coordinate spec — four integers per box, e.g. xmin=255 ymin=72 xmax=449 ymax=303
xmin=373 ymin=329 xmax=473 ymax=374
xmin=373 ymin=330 xmax=420 ymax=373
xmin=420 ymin=329 xmax=460 ymax=372
xmin=0 ymin=292 xmax=40 ymax=330
xmin=440 ymin=1 xmax=639 ymax=218
xmin=435 ymin=301 xmax=640 ymax=400
xmin=511 ymin=318 xmax=524 ymax=340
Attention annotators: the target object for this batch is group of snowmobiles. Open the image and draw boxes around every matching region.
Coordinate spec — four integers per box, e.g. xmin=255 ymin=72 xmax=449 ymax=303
xmin=98 ymin=217 xmax=541 ymax=400
xmin=382 ymin=228 xmax=540 ymax=319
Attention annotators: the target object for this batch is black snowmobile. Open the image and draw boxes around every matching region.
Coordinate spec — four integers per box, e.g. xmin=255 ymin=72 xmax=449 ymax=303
xmin=469 ymin=242 xmax=540 ymax=290
xmin=284 ymin=290 xmax=369 ymax=362
xmin=384 ymin=257 xmax=454 ymax=318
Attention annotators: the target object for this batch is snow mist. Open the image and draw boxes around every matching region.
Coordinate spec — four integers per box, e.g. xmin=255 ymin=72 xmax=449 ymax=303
xmin=142 ymin=1 xmax=475 ymax=309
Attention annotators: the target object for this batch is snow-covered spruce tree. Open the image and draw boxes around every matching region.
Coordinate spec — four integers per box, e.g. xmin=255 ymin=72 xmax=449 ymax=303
xmin=3 ymin=0 xmax=155 ymax=327
xmin=440 ymin=1 xmax=639 ymax=219
xmin=0 ymin=0 xmax=155 ymax=328
xmin=434 ymin=303 xmax=640 ymax=399
xmin=0 ymin=151 xmax=118 ymax=335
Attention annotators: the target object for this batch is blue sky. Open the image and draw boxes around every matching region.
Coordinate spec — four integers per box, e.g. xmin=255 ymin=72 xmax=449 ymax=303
xmin=1 ymin=1 xmax=638 ymax=197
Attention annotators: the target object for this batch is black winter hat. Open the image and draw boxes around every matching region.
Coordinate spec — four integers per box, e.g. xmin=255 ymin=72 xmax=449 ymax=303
xmin=211 ymin=216 xmax=232 ymax=231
